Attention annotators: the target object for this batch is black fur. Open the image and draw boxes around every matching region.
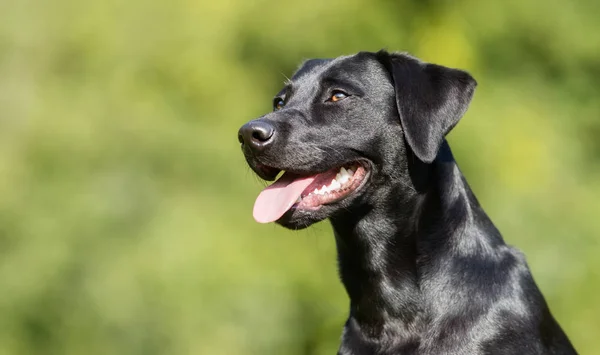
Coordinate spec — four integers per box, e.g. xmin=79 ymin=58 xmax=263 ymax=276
xmin=238 ymin=50 xmax=577 ymax=354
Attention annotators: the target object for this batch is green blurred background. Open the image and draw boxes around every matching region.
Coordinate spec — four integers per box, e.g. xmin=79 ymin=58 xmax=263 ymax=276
xmin=0 ymin=0 xmax=599 ymax=354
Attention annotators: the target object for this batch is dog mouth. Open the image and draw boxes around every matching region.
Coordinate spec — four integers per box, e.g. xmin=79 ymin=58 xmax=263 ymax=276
xmin=252 ymin=161 xmax=370 ymax=223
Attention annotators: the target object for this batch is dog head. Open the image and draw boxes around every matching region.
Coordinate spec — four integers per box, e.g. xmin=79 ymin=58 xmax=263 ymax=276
xmin=238 ymin=50 xmax=476 ymax=229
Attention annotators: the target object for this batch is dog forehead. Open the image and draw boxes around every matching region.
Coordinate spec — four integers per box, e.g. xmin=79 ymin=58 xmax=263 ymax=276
xmin=291 ymin=53 xmax=386 ymax=87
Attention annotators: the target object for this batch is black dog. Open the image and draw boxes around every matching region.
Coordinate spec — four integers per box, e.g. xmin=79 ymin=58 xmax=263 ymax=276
xmin=238 ymin=50 xmax=576 ymax=354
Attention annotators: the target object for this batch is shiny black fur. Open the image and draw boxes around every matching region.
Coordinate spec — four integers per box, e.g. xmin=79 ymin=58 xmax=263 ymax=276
xmin=238 ymin=50 xmax=577 ymax=354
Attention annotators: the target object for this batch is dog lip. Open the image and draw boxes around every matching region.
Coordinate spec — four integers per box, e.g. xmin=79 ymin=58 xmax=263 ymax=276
xmin=255 ymin=159 xmax=371 ymax=178
xmin=253 ymin=164 xmax=281 ymax=181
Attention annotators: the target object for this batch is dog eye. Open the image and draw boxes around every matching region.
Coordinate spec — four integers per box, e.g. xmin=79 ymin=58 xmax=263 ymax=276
xmin=273 ymin=98 xmax=285 ymax=111
xmin=329 ymin=91 xmax=348 ymax=102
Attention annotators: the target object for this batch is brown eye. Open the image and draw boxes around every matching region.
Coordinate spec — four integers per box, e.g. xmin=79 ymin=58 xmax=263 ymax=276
xmin=273 ymin=98 xmax=285 ymax=111
xmin=330 ymin=91 xmax=348 ymax=102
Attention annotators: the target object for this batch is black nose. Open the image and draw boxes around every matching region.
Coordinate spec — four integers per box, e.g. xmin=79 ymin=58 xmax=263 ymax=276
xmin=238 ymin=120 xmax=275 ymax=152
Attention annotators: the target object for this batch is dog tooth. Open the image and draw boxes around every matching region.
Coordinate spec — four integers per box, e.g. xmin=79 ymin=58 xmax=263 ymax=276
xmin=342 ymin=167 xmax=353 ymax=179
xmin=348 ymin=168 xmax=355 ymax=175
xmin=331 ymin=180 xmax=341 ymax=190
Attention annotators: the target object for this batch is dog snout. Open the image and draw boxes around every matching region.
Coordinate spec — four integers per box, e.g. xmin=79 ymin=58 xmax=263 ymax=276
xmin=238 ymin=120 xmax=275 ymax=152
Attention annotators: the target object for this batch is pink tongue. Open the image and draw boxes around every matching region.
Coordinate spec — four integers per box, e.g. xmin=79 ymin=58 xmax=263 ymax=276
xmin=253 ymin=173 xmax=316 ymax=223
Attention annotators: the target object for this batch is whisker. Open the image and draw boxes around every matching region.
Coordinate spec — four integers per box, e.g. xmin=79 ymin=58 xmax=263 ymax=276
xmin=280 ymin=72 xmax=292 ymax=86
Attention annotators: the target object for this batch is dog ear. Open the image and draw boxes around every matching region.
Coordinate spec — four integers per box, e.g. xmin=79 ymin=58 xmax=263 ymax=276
xmin=377 ymin=50 xmax=477 ymax=163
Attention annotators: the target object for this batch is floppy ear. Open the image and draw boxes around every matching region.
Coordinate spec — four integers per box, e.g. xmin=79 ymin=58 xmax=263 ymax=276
xmin=377 ymin=50 xmax=477 ymax=163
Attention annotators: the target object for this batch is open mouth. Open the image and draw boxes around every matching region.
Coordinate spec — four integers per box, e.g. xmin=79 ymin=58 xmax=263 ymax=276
xmin=253 ymin=161 xmax=370 ymax=223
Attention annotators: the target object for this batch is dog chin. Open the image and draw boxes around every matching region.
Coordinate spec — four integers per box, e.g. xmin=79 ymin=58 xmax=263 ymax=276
xmin=275 ymin=207 xmax=330 ymax=229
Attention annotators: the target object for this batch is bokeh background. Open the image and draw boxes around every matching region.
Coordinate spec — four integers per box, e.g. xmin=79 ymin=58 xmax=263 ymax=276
xmin=1 ymin=0 xmax=599 ymax=354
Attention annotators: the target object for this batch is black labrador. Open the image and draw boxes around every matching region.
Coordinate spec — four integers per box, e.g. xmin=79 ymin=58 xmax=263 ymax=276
xmin=237 ymin=50 xmax=577 ymax=354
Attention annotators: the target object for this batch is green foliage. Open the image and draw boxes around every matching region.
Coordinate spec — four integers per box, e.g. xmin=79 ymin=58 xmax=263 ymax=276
xmin=0 ymin=0 xmax=598 ymax=353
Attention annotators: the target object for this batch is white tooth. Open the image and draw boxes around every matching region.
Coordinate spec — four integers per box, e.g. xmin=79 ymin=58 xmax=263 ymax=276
xmin=344 ymin=167 xmax=353 ymax=178
xmin=296 ymin=197 xmax=301 ymax=203
xmin=335 ymin=173 xmax=342 ymax=181
xmin=331 ymin=180 xmax=341 ymax=190
xmin=313 ymin=188 xmax=319 ymax=195
xmin=339 ymin=175 xmax=349 ymax=184
xmin=340 ymin=167 xmax=348 ymax=176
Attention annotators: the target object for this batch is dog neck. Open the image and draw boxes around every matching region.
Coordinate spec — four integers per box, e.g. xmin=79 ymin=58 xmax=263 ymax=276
xmin=329 ymin=142 xmax=492 ymax=346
